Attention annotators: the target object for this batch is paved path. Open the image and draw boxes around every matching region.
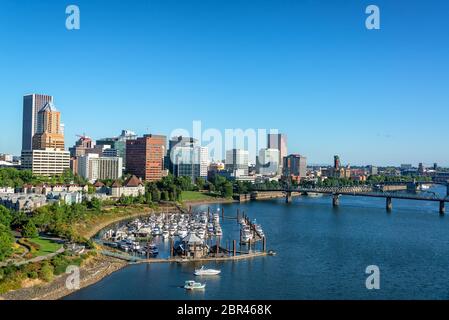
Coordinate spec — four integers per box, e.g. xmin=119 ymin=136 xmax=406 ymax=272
xmin=0 ymin=247 xmax=65 ymax=267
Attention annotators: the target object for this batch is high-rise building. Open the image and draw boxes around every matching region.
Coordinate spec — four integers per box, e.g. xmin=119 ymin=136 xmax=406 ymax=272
xmin=22 ymin=94 xmax=54 ymax=151
xmin=96 ymin=130 xmax=137 ymax=167
xmin=21 ymin=149 xmax=70 ymax=176
xmin=126 ymin=134 xmax=166 ymax=181
xmin=167 ymin=136 xmax=198 ymax=173
xmin=225 ymin=149 xmax=249 ymax=175
xmin=77 ymin=154 xmax=123 ymax=182
xmin=258 ymin=148 xmax=280 ymax=176
xmin=32 ymin=102 xmax=65 ymax=150
xmin=334 ymin=155 xmax=341 ymax=170
xmin=267 ymin=133 xmax=287 ymax=170
xmin=69 ymin=135 xmax=94 ymax=158
xmin=283 ymin=154 xmax=307 ymax=183
xmin=418 ymin=163 xmax=425 ymax=175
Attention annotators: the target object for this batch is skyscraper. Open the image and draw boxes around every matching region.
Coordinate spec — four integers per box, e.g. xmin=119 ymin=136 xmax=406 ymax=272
xmin=258 ymin=148 xmax=280 ymax=176
xmin=22 ymin=94 xmax=53 ymax=151
xmin=267 ymin=133 xmax=287 ymax=170
xmin=32 ymin=102 xmax=65 ymax=150
xmin=225 ymin=149 xmax=249 ymax=175
xmin=283 ymin=154 xmax=307 ymax=183
xmin=126 ymin=134 xmax=166 ymax=181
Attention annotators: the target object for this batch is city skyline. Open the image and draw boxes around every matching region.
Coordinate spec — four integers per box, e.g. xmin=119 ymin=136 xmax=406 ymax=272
xmin=1 ymin=0 xmax=449 ymax=166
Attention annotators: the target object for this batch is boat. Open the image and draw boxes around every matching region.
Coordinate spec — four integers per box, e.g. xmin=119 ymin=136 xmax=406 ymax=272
xmin=184 ymin=280 xmax=206 ymax=290
xmin=194 ymin=266 xmax=221 ymax=276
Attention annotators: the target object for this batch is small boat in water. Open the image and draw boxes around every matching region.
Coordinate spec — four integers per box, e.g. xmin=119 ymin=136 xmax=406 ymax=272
xmin=184 ymin=280 xmax=206 ymax=290
xmin=194 ymin=266 xmax=221 ymax=276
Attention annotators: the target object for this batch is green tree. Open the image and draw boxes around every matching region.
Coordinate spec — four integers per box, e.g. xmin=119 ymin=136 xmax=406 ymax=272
xmin=22 ymin=220 xmax=39 ymax=238
xmin=0 ymin=223 xmax=14 ymax=262
xmin=152 ymin=189 xmax=161 ymax=202
xmin=0 ymin=205 xmax=12 ymax=227
xmin=222 ymin=182 xmax=234 ymax=198
xmin=39 ymin=262 xmax=54 ymax=282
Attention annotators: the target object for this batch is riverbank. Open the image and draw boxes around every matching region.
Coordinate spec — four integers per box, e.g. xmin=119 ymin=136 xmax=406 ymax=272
xmin=0 ymin=254 xmax=127 ymax=300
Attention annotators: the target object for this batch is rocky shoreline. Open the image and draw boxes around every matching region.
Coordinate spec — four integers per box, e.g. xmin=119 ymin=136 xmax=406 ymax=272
xmin=0 ymin=255 xmax=128 ymax=300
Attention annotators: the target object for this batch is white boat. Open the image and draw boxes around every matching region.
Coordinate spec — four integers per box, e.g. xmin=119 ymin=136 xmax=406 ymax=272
xmin=184 ymin=280 xmax=206 ymax=290
xmin=195 ymin=266 xmax=221 ymax=276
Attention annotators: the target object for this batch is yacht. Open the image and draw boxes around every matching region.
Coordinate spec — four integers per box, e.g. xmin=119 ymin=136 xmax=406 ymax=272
xmin=184 ymin=280 xmax=206 ymax=290
xmin=194 ymin=266 xmax=221 ymax=276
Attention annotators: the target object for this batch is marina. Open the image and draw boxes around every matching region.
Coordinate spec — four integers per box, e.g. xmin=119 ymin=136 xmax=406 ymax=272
xmin=97 ymin=207 xmax=269 ymax=262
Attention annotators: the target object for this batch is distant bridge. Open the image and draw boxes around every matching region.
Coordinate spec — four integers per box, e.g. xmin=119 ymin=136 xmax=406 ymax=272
xmin=252 ymin=183 xmax=449 ymax=215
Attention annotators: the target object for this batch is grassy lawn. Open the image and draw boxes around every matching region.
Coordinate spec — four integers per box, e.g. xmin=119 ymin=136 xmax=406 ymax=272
xmin=29 ymin=238 xmax=63 ymax=257
xmin=181 ymin=191 xmax=219 ymax=201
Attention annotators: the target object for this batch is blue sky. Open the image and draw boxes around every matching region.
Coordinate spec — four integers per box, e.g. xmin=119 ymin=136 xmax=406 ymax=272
xmin=0 ymin=0 xmax=448 ymax=166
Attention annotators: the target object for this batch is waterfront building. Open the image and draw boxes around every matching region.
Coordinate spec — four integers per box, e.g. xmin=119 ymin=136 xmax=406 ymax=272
xmin=111 ymin=175 xmax=145 ymax=198
xmin=267 ymin=133 xmax=288 ymax=171
xmin=225 ymin=149 xmax=249 ymax=176
xmin=22 ymin=94 xmax=54 ymax=151
xmin=418 ymin=163 xmax=425 ymax=175
xmin=32 ymin=102 xmax=65 ymax=150
xmin=282 ymin=154 xmax=307 ymax=183
xmin=0 ymin=193 xmax=47 ymax=212
xmin=258 ymin=148 xmax=280 ymax=176
xmin=126 ymin=134 xmax=166 ymax=181
xmin=368 ymin=165 xmax=378 ymax=176
xmin=21 ymin=148 xmax=70 ymax=176
xmin=77 ymin=154 xmax=123 ymax=183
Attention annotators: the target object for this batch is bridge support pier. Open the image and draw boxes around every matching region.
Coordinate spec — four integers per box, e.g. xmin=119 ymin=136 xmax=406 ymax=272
xmin=332 ymin=194 xmax=340 ymax=207
xmin=440 ymin=201 xmax=445 ymax=215
xmin=386 ymin=197 xmax=392 ymax=212
xmin=286 ymin=192 xmax=292 ymax=203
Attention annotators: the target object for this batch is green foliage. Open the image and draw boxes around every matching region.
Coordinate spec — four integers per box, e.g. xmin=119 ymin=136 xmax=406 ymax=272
xmin=22 ymin=220 xmax=39 ymax=238
xmin=88 ymin=198 xmax=102 ymax=211
xmin=0 ymin=205 xmax=13 ymax=227
xmin=39 ymin=262 xmax=54 ymax=282
xmin=0 ymin=168 xmax=87 ymax=189
xmin=0 ymin=223 xmax=14 ymax=262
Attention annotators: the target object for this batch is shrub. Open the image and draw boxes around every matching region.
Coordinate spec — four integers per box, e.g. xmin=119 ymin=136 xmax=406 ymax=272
xmin=39 ymin=262 xmax=54 ymax=282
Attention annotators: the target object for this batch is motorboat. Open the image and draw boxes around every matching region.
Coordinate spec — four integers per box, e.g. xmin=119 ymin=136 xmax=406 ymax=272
xmin=184 ymin=280 xmax=206 ymax=290
xmin=194 ymin=266 xmax=221 ymax=276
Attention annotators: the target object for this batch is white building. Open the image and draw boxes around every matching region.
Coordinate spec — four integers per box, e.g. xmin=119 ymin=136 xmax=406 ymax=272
xmin=111 ymin=175 xmax=145 ymax=198
xmin=258 ymin=148 xmax=280 ymax=176
xmin=21 ymin=148 xmax=70 ymax=176
xmin=78 ymin=154 xmax=123 ymax=182
xmin=225 ymin=149 xmax=249 ymax=175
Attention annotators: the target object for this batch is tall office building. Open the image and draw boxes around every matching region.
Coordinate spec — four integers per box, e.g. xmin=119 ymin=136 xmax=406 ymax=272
xmin=126 ymin=134 xmax=166 ymax=181
xmin=334 ymin=155 xmax=341 ymax=170
xmin=96 ymin=130 xmax=137 ymax=167
xmin=77 ymin=154 xmax=123 ymax=183
xmin=283 ymin=154 xmax=307 ymax=183
xmin=225 ymin=149 xmax=249 ymax=175
xmin=32 ymin=102 xmax=65 ymax=150
xmin=22 ymin=94 xmax=54 ymax=151
xmin=258 ymin=148 xmax=280 ymax=176
xmin=267 ymin=133 xmax=287 ymax=170
xmin=21 ymin=149 xmax=70 ymax=176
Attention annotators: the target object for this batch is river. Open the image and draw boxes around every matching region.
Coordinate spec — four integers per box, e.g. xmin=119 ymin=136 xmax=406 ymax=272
xmin=65 ymin=186 xmax=449 ymax=300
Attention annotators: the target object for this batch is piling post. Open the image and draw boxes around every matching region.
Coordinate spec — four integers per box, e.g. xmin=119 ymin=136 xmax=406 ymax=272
xmin=386 ymin=197 xmax=392 ymax=212
xmin=446 ymin=184 xmax=449 ymax=197
xmin=286 ymin=192 xmax=292 ymax=203
xmin=262 ymin=237 xmax=266 ymax=252
xmin=233 ymin=240 xmax=236 ymax=256
xmin=222 ymin=207 xmax=224 ymax=219
xmin=332 ymin=194 xmax=340 ymax=207
xmin=237 ymin=208 xmax=240 ymax=220
xmin=170 ymin=239 xmax=174 ymax=258
xmin=216 ymin=238 xmax=220 ymax=255
xmin=440 ymin=201 xmax=445 ymax=215
xmin=208 ymin=207 xmax=210 ymax=215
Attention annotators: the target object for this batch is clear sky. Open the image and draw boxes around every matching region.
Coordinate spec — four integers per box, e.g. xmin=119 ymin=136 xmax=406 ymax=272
xmin=0 ymin=0 xmax=448 ymax=166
